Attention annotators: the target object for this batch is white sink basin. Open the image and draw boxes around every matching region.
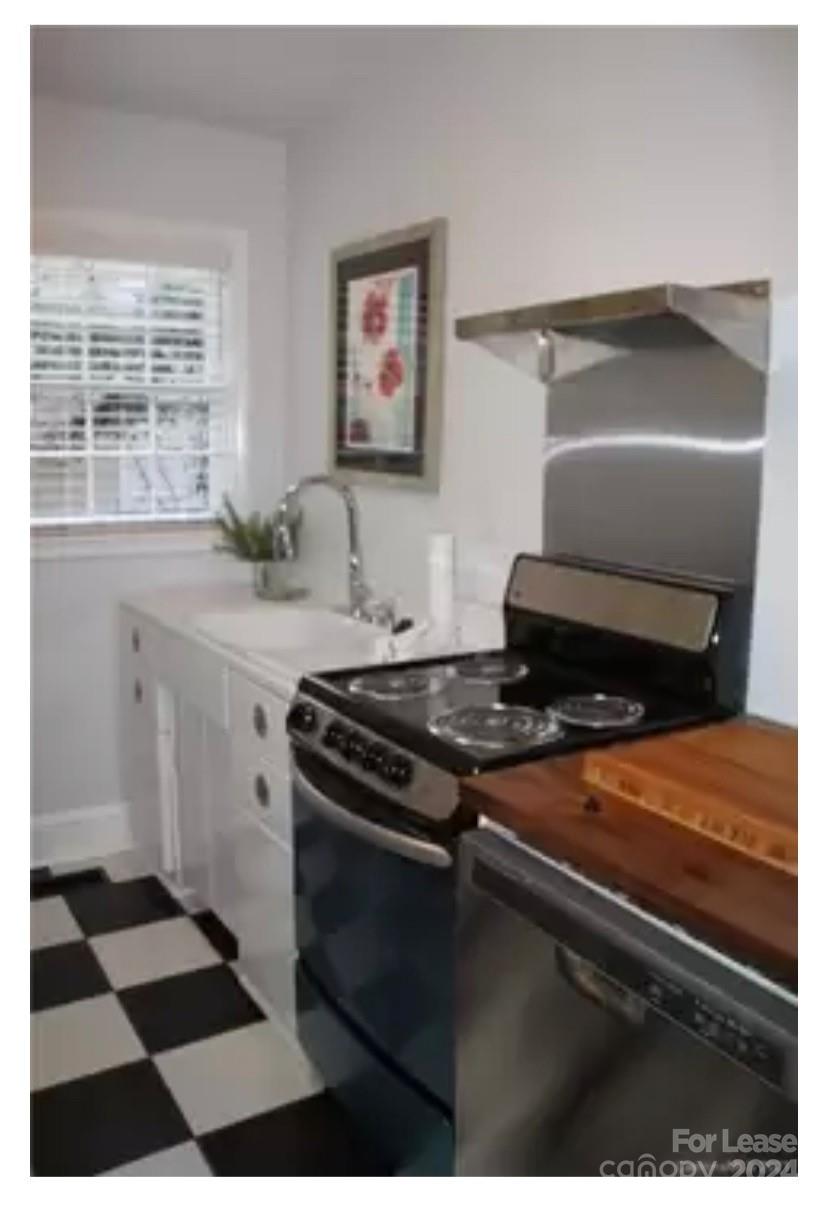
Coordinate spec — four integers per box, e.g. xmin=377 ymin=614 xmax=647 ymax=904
xmin=193 ymin=605 xmax=372 ymax=653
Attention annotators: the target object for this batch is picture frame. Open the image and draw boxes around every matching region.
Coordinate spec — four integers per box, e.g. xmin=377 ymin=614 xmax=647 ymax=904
xmin=330 ymin=218 xmax=447 ymax=491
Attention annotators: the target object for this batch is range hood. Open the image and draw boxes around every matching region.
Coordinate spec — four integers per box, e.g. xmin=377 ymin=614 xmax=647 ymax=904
xmin=455 ymin=280 xmax=770 ymax=383
xmin=457 ymin=278 xmax=771 ymax=586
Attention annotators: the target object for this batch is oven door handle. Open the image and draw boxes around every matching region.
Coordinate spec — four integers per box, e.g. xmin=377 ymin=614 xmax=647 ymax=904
xmin=291 ymin=756 xmax=452 ymax=869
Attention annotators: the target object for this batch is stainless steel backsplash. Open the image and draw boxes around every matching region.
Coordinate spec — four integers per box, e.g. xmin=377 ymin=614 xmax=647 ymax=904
xmin=543 ymin=340 xmax=766 ymax=585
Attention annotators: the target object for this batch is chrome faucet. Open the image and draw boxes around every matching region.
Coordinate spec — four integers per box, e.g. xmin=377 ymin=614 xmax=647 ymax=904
xmin=274 ymin=474 xmax=393 ymax=626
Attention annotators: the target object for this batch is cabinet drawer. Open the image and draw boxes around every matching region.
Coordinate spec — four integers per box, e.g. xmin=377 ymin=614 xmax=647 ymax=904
xmin=229 ymin=671 xmax=291 ymax=774
xmin=232 ymin=751 xmax=291 ymax=846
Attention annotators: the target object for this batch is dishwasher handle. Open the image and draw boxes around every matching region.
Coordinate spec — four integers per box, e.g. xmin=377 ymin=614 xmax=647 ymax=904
xmin=556 ymin=945 xmax=646 ymax=1025
xmin=291 ymin=755 xmax=452 ymax=870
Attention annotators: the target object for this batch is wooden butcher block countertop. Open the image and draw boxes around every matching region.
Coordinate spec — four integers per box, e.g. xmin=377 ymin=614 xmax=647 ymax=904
xmin=461 ymin=718 xmax=797 ymax=986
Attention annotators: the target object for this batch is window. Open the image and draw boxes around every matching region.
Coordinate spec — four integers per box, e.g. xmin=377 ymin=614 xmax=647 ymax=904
xmin=30 ymin=255 xmax=234 ymax=527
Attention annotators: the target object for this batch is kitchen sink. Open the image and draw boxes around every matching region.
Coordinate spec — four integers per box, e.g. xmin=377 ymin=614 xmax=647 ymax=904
xmin=193 ymin=605 xmax=372 ymax=651
xmin=192 ymin=605 xmax=387 ymax=673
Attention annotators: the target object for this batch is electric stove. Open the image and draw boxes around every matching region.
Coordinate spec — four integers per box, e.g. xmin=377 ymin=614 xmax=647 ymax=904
xmin=287 ymin=553 xmax=752 ymax=825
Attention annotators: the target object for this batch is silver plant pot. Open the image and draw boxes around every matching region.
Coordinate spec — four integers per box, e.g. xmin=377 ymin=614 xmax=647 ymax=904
xmin=251 ymin=561 xmax=306 ymax=602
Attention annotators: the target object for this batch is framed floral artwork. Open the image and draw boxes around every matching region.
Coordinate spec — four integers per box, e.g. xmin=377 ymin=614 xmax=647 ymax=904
xmin=330 ymin=218 xmax=446 ymax=490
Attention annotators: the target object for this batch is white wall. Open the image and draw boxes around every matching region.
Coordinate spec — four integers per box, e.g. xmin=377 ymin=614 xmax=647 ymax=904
xmin=31 ymin=98 xmax=288 ymax=821
xmin=286 ymin=26 xmax=797 ymax=721
xmin=31 ymin=545 xmax=249 ymax=831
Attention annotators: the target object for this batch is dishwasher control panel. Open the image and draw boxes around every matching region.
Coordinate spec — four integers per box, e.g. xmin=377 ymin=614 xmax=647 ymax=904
xmin=643 ymin=971 xmax=786 ymax=1088
xmin=468 ymin=848 xmax=796 ymax=1098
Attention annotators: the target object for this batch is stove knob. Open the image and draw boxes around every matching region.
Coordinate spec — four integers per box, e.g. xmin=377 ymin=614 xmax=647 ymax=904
xmin=361 ymin=742 xmax=385 ymax=773
xmin=288 ymin=702 xmax=318 ymax=734
xmin=344 ymin=731 xmax=367 ymax=763
xmin=323 ymin=721 xmax=346 ymax=751
xmin=384 ymin=754 xmax=414 ymax=788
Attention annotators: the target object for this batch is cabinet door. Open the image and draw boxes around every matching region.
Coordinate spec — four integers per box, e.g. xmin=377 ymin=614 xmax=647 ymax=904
xmin=175 ymin=697 xmax=214 ymax=905
xmin=201 ymin=717 xmax=232 ymax=917
xmin=119 ymin=611 xmax=162 ymax=873
xmin=235 ymin=811 xmax=295 ymax=1028
xmin=214 ymin=795 xmax=295 ymax=1027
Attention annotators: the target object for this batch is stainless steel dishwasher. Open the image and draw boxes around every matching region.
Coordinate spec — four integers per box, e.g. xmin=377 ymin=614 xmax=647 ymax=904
xmin=457 ymin=826 xmax=797 ymax=1177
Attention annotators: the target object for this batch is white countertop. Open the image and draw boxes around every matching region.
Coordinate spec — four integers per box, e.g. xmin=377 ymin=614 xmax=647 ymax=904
xmin=121 ymin=582 xmax=499 ymax=698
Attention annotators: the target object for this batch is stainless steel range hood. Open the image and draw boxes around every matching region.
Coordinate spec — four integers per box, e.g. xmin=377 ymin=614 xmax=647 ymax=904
xmin=456 ymin=280 xmax=771 ymax=586
xmin=455 ymin=280 xmax=770 ymax=382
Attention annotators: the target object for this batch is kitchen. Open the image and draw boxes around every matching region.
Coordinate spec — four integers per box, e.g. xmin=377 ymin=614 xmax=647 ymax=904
xmin=27 ymin=24 xmax=798 ymax=1180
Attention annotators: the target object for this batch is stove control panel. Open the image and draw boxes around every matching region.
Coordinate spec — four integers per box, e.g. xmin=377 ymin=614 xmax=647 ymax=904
xmin=286 ymin=693 xmax=456 ymax=822
xmin=319 ymin=718 xmax=413 ymax=786
xmin=287 ymin=701 xmax=318 ymax=735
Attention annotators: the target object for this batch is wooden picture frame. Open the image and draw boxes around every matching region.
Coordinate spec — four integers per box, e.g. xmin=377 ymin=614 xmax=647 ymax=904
xmin=330 ymin=218 xmax=446 ymax=490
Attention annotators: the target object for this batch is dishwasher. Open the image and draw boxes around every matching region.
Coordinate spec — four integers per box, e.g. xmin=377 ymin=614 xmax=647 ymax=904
xmin=457 ymin=826 xmax=797 ymax=1177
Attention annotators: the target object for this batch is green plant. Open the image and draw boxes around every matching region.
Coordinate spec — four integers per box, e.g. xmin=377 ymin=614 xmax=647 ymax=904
xmin=214 ymin=494 xmax=300 ymax=563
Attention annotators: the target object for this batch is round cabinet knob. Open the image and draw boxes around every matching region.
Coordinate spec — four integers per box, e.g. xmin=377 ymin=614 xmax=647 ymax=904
xmin=252 ymin=703 xmax=268 ymax=738
xmin=133 ymin=679 xmax=143 ymax=704
xmin=254 ymin=773 xmax=270 ymax=808
xmin=288 ymin=702 xmax=318 ymax=735
xmin=385 ymin=755 xmax=414 ymax=788
xmin=131 ymin=628 xmax=140 ymax=653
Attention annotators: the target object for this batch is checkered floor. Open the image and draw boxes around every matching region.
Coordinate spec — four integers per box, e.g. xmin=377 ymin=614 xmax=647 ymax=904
xmin=30 ymin=856 xmax=388 ymax=1176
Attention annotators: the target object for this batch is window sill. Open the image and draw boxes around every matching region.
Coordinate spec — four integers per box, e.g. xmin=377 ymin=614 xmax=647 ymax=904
xmin=31 ymin=521 xmax=220 ymax=561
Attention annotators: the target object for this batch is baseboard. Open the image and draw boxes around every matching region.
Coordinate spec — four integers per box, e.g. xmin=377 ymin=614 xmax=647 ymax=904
xmin=31 ymin=802 xmax=134 ymax=869
xmin=233 ymin=961 xmax=301 ymax=1052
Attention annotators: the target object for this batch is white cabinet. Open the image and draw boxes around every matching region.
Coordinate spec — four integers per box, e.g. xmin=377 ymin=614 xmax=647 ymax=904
xmin=175 ymin=698 xmax=215 ymax=905
xmin=215 ymin=798 xmax=295 ymax=1023
xmin=202 ymin=715 xmax=233 ymax=907
xmin=228 ymin=666 xmax=292 ymax=851
xmin=217 ymin=670 xmax=296 ymax=1024
xmin=120 ymin=603 xmax=233 ymax=905
xmin=156 ymin=623 xmax=228 ymax=730
xmin=119 ymin=602 xmax=298 ymax=1028
xmin=229 ymin=671 xmax=291 ymax=774
xmin=231 ymin=752 xmax=291 ymax=847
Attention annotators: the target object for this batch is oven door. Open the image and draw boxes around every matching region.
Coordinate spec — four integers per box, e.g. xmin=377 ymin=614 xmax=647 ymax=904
xmin=291 ymin=743 xmax=455 ymax=1114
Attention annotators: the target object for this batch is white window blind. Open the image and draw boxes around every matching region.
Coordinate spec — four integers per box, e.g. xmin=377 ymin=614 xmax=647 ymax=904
xmin=30 ymin=255 xmax=234 ymax=526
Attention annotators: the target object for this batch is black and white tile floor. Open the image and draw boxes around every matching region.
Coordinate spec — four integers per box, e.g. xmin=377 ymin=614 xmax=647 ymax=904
xmin=30 ymin=856 xmax=388 ymax=1176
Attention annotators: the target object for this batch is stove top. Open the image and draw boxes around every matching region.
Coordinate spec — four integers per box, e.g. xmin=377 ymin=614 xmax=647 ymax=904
xmin=427 ymin=702 xmax=564 ymax=751
xmin=287 ymin=555 xmax=749 ymax=825
xmin=296 ymin=647 xmax=726 ymax=776
xmin=548 ymin=693 xmax=646 ymax=730
xmin=348 ymin=668 xmax=446 ymax=702
xmin=452 ymin=653 xmax=529 ymax=685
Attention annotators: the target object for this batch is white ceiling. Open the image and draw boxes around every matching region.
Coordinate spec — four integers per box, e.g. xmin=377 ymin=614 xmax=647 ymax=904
xmin=31 ymin=26 xmax=451 ymax=139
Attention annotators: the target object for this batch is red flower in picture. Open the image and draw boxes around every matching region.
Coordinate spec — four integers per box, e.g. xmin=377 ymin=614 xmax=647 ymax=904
xmin=377 ymin=347 xmax=405 ymax=398
xmin=361 ymin=289 xmax=389 ymax=343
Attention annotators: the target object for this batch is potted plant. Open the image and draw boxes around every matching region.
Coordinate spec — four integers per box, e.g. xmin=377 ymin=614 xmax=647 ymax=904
xmin=215 ymin=495 xmax=303 ymax=600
